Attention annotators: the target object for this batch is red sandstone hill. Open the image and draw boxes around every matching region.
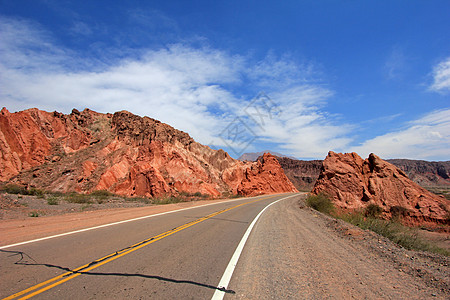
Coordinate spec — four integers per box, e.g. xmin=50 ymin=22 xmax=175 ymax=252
xmin=312 ymin=151 xmax=450 ymax=226
xmin=0 ymin=108 xmax=298 ymax=197
xmin=269 ymin=155 xmax=449 ymax=192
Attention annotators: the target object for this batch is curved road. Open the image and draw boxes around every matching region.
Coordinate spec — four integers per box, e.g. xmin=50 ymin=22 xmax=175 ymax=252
xmin=1 ymin=193 xmax=297 ymax=299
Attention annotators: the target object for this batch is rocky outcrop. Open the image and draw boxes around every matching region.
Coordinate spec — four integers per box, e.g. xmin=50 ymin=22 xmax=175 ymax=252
xmin=274 ymin=156 xmax=322 ymax=191
xmin=0 ymin=108 xmax=94 ymax=181
xmin=0 ymin=108 xmax=297 ymax=198
xmin=312 ymin=152 xmax=450 ymax=226
xmin=265 ymin=156 xmax=450 ymax=192
xmin=237 ymin=153 xmax=298 ymax=196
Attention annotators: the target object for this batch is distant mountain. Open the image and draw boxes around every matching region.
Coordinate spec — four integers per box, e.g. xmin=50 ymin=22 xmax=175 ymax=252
xmin=273 ymin=156 xmax=322 ymax=192
xmin=238 ymin=151 xmax=296 ymax=162
xmin=386 ymin=159 xmax=450 ymax=187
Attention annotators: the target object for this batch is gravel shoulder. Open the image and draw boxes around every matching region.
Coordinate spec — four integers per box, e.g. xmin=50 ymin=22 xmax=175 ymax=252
xmin=227 ymin=194 xmax=449 ymax=299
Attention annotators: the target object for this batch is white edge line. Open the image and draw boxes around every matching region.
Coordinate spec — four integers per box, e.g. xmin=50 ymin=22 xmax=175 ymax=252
xmin=211 ymin=193 xmax=298 ymax=300
xmin=0 ymin=195 xmax=278 ymax=250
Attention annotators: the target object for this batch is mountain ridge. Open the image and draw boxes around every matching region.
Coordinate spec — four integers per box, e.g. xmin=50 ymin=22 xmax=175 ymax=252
xmin=238 ymin=151 xmax=450 ymax=191
xmin=0 ymin=108 xmax=297 ymax=197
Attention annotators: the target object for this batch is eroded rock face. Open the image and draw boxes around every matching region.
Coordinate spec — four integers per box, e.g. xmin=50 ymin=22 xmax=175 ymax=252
xmin=237 ymin=153 xmax=298 ymax=196
xmin=0 ymin=108 xmax=93 ymax=181
xmin=274 ymin=156 xmax=322 ymax=191
xmin=0 ymin=108 xmax=297 ymax=198
xmin=312 ymin=151 xmax=450 ymax=226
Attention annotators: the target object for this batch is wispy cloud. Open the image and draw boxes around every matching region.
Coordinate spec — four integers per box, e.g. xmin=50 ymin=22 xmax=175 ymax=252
xmin=351 ymin=109 xmax=450 ymax=160
xmin=1 ymin=16 xmax=448 ymax=160
xmin=0 ymin=16 xmax=348 ymax=157
xmin=430 ymin=57 xmax=450 ymax=93
xmin=69 ymin=21 xmax=93 ymax=36
xmin=384 ymin=46 xmax=408 ymax=80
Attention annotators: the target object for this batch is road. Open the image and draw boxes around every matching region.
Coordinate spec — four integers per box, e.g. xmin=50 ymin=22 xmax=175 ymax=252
xmin=226 ymin=196 xmax=448 ymax=299
xmin=1 ymin=193 xmax=448 ymax=299
xmin=1 ymin=194 xmax=296 ymax=299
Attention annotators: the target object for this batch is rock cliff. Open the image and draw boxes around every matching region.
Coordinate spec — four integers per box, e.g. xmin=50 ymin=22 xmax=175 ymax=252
xmin=274 ymin=156 xmax=322 ymax=191
xmin=0 ymin=108 xmax=297 ymax=198
xmin=312 ymin=151 xmax=449 ymax=226
xmin=386 ymin=159 xmax=450 ymax=187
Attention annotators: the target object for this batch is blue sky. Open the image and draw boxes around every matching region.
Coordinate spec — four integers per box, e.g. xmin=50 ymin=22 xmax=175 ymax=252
xmin=0 ymin=1 xmax=449 ymax=160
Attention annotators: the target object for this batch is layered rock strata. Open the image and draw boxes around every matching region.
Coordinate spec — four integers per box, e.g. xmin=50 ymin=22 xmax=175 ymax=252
xmin=0 ymin=108 xmax=297 ymax=198
xmin=312 ymin=151 xmax=449 ymax=226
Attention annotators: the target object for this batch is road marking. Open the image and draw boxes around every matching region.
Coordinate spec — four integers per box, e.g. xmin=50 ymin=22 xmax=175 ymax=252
xmin=2 ymin=194 xmax=287 ymax=300
xmin=211 ymin=193 xmax=299 ymax=300
xmin=0 ymin=195 xmax=265 ymax=249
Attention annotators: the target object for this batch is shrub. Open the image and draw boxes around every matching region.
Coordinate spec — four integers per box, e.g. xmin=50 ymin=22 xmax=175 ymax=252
xmin=0 ymin=184 xmax=45 ymax=197
xmin=125 ymin=196 xmax=151 ymax=204
xmin=192 ymin=191 xmax=208 ymax=198
xmin=90 ymin=190 xmax=113 ymax=198
xmin=390 ymin=205 xmax=409 ymax=219
xmin=1 ymin=184 xmax=28 ymax=195
xmin=29 ymin=211 xmax=39 ymax=217
xmin=179 ymin=191 xmax=209 ymax=199
xmin=337 ymin=211 xmax=449 ymax=256
xmin=64 ymin=192 xmax=92 ymax=204
xmin=365 ymin=204 xmax=383 ymax=218
xmin=306 ymin=193 xmax=335 ymax=214
xmin=47 ymin=197 xmax=59 ymax=205
xmin=28 ymin=188 xmax=45 ymax=197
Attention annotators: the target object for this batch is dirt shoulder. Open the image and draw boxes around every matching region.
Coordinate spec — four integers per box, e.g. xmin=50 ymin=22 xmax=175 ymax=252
xmin=227 ymin=194 xmax=449 ymax=299
xmin=0 ymin=194 xmax=247 ymax=247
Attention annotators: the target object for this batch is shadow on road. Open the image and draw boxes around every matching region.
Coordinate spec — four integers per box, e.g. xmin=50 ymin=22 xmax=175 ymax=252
xmin=1 ymin=249 xmax=235 ymax=294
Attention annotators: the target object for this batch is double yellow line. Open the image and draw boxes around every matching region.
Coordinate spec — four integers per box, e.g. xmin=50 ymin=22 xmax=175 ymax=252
xmin=4 ymin=196 xmax=272 ymax=299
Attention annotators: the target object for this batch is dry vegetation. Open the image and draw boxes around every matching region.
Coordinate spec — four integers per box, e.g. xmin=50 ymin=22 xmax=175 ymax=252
xmin=0 ymin=183 xmax=219 ymax=220
xmin=306 ymin=193 xmax=450 ymax=256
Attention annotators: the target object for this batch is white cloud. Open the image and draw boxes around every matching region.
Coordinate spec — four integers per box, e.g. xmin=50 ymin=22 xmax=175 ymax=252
xmin=430 ymin=57 xmax=450 ymax=93
xmin=4 ymin=17 xmax=447 ymax=161
xmin=0 ymin=16 xmax=351 ymax=158
xmin=351 ymin=109 xmax=450 ymax=160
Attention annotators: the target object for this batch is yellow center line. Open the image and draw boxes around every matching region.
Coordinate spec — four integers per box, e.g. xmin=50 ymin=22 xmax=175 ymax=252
xmin=3 ymin=195 xmax=276 ymax=300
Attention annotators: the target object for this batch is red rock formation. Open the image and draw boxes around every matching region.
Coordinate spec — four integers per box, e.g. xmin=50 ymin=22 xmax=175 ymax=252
xmin=237 ymin=153 xmax=298 ymax=196
xmin=312 ymin=151 xmax=450 ymax=226
xmin=0 ymin=108 xmax=297 ymax=198
xmin=0 ymin=108 xmax=92 ymax=181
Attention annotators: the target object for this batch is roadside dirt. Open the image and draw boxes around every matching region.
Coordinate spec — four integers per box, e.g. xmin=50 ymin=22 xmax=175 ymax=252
xmin=227 ymin=195 xmax=449 ymax=299
xmin=0 ymin=193 xmax=245 ymax=247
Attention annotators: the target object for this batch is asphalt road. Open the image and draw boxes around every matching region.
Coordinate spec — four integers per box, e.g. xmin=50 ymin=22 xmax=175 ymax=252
xmin=1 ymin=193 xmax=298 ymax=299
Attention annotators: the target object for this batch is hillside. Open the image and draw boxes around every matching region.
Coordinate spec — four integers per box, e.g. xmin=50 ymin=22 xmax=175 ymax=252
xmin=0 ymin=108 xmax=297 ymax=197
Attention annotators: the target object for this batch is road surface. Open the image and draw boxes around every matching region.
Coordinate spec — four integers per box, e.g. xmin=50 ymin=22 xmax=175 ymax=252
xmin=1 ymin=193 xmax=448 ymax=299
xmin=1 ymin=194 xmax=295 ymax=299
